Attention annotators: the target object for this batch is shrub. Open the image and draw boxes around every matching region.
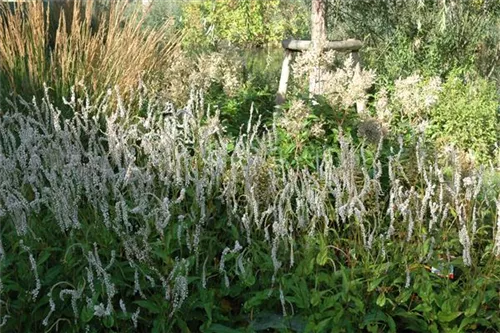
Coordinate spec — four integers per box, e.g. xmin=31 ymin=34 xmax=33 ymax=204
xmin=328 ymin=0 xmax=500 ymax=83
xmin=427 ymin=71 xmax=499 ymax=163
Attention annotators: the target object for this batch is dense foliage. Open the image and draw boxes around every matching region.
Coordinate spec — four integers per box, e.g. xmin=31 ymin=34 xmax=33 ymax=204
xmin=180 ymin=0 xmax=309 ymax=48
xmin=428 ymin=71 xmax=499 ymax=163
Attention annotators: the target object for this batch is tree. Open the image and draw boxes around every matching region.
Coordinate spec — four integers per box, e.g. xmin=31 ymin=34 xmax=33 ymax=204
xmin=180 ymin=0 xmax=309 ymax=48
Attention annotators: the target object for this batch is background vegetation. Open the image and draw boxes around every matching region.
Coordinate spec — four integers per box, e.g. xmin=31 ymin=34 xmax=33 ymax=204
xmin=0 ymin=0 xmax=499 ymax=332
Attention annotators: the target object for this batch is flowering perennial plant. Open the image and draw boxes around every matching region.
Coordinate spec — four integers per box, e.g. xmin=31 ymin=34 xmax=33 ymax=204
xmin=0 ymin=84 xmax=499 ymax=331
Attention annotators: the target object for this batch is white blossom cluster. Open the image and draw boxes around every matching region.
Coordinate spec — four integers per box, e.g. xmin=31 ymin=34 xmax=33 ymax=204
xmin=0 ymin=84 xmax=495 ymax=328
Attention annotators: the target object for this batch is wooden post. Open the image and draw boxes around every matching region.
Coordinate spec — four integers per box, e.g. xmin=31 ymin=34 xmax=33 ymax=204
xmin=275 ymin=39 xmax=362 ymax=106
xmin=310 ymin=0 xmax=327 ymax=96
xmin=141 ymin=0 xmax=151 ymax=13
xmin=275 ymin=49 xmax=292 ymax=106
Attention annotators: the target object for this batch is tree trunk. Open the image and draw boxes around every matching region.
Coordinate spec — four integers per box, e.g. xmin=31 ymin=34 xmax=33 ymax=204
xmin=309 ymin=0 xmax=327 ymax=96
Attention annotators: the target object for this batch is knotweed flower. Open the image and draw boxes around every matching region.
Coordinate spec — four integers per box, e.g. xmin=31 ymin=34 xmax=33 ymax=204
xmin=0 ymin=314 xmax=9 ymax=328
xmin=279 ymin=286 xmax=287 ymax=317
xmin=119 ymin=299 xmax=127 ymax=315
xmin=42 ymin=292 xmax=56 ymax=327
xmin=131 ymin=307 xmax=140 ymax=328
xmin=493 ymin=197 xmax=500 ymax=256
xmin=405 ymin=266 xmax=411 ymax=288
xmin=459 ymin=225 xmax=472 ymax=266
xmin=278 ymin=99 xmax=309 ymax=140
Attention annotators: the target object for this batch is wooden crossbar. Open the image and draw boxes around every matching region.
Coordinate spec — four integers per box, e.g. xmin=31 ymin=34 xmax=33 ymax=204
xmin=282 ymin=38 xmax=362 ymax=52
xmin=276 ymin=38 xmax=363 ymax=106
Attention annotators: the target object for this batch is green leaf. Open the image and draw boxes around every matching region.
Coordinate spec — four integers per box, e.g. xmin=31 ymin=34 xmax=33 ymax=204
xmin=133 ymin=300 xmax=161 ymax=314
xmin=44 ymin=265 xmax=63 ymax=283
xmin=395 ymin=311 xmax=429 ymax=332
xmin=289 ymin=279 xmax=310 ymax=309
xmin=38 ymin=250 xmax=53 ymax=266
xmin=341 ymin=270 xmax=350 ymax=300
xmin=205 ymin=324 xmax=242 ymax=333
xmin=316 ymin=247 xmax=328 ymax=266
xmin=414 ymin=303 xmax=433 ymax=314
xmin=464 ymin=296 xmax=482 ymax=317
xmin=429 ymin=322 xmax=440 ymax=333
xmin=459 ymin=317 xmax=492 ymax=331
xmin=200 ymin=289 xmax=214 ymax=322
xmin=203 ymin=303 xmax=213 ymax=323
xmin=351 ymin=295 xmax=365 ymax=314
xmin=175 ymin=317 xmax=190 ymax=333
xmin=297 ymin=254 xmax=314 ymax=276
xmin=386 ymin=315 xmax=397 ymax=333
xmin=81 ymin=306 xmax=94 ymax=323
xmin=152 ymin=319 xmax=165 ymax=333
xmin=362 ymin=311 xmax=396 ymax=333
xmin=243 ymin=272 xmax=256 ymax=287
xmin=321 ymin=295 xmax=342 ymax=312
xmin=103 ymin=315 xmax=114 ymax=328
xmin=422 ymin=237 xmax=431 ymax=257
xmin=437 ymin=311 xmax=462 ymax=323
xmin=310 ymin=290 xmax=322 ymax=307
xmin=440 ymin=299 xmax=457 ymax=314
xmin=250 ymin=312 xmax=286 ymax=330
xmin=244 ymin=289 xmax=272 ymax=311
xmin=376 ymin=293 xmax=386 ymax=307
xmin=368 ymin=277 xmax=384 ymax=292
xmin=314 ymin=317 xmax=332 ymax=332
xmin=395 ymin=289 xmax=412 ymax=304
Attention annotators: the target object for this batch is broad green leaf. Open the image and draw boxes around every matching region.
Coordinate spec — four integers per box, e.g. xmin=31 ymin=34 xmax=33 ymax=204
xmin=396 ymin=289 xmax=412 ymax=304
xmin=38 ymin=250 xmax=53 ymax=266
xmin=316 ymin=247 xmax=328 ymax=266
xmin=250 ymin=312 xmax=286 ymax=330
xmin=368 ymin=277 xmax=384 ymax=292
xmin=437 ymin=311 xmax=462 ymax=323
xmin=81 ymin=306 xmax=94 ymax=323
xmin=175 ymin=318 xmax=190 ymax=333
xmin=205 ymin=324 xmax=242 ymax=333
xmin=310 ymin=290 xmax=321 ymax=307
xmin=376 ymin=293 xmax=386 ymax=307
xmin=314 ymin=317 xmax=332 ymax=332
xmin=464 ymin=296 xmax=482 ymax=317
xmin=362 ymin=311 xmax=396 ymax=333
xmin=414 ymin=303 xmax=433 ymax=314
xmin=242 ymin=272 xmax=256 ymax=287
xmin=321 ymin=294 xmax=341 ymax=312
xmin=394 ymin=310 xmax=429 ymax=331
xmin=103 ymin=315 xmax=114 ymax=328
xmin=289 ymin=279 xmax=310 ymax=309
xmin=244 ymin=289 xmax=271 ymax=311
xmin=133 ymin=300 xmax=161 ymax=314
xmin=459 ymin=317 xmax=492 ymax=331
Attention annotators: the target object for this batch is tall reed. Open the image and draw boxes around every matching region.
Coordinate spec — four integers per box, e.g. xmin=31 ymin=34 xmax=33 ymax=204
xmin=0 ymin=0 xmax=180 ymax=106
